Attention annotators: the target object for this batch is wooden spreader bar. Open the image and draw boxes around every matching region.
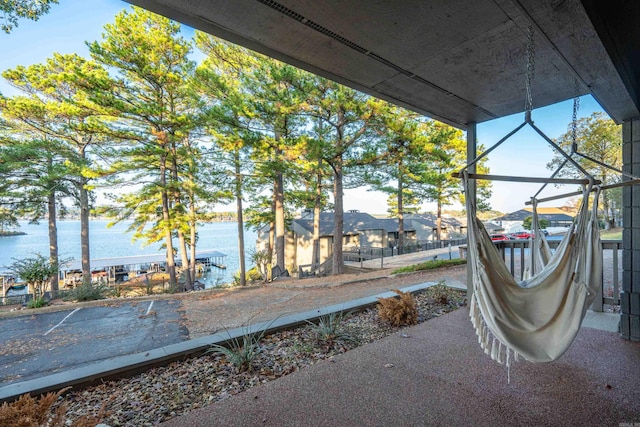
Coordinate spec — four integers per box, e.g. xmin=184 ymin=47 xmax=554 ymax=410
xmin=525 ymin=179 xmax=640 ymax=205
xmin=453 ymin=172 xmax=599 ymax=185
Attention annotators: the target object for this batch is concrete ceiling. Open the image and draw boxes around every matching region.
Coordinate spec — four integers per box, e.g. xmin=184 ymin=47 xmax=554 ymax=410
xmin=127 ymin=0 xmax=640 ymax=130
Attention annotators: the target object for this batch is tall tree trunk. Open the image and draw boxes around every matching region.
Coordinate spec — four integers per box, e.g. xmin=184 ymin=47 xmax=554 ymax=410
xmin=609 ymin=197 xmax=618 ymax=228
xmin=79 ymin=179 xmax=91 ymax=285
xmin=397 ymin=174 xmax=404 ymax=253
xmin=159 ymin=154 xmax=177 ymax=286
xmin=177 ymin=232 xmax=191 ymax=289
xmin=332 ymin=160 xmax=344 ymax=275
xmin=47 ymin=191 xmax=59 ymax=297
xmin=274 ymin=145 xmax=285 ymax=275
xmin=312 ymin=161 xmax=322 ymax=266
xmin=76 ymin=143 xmax=91 ymax=286
xmin=268 ymin=220 xmax=275 ymax=281
xmin=189 ymin=192 xmax=197 ymax=286
xmin=602 ymin=193 xmax=614 ymax=229
xmin=436 ymin=198 xmax=443 ymax=242
xmin=235 ymin=150 xmax=246 ymax=286
xmin=169 ymin=140 xmax=192 ymax=290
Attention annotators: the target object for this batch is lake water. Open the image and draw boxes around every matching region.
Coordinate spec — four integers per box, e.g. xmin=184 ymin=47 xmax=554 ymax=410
xmin=0 ymin=220 xmax=258 ymax=287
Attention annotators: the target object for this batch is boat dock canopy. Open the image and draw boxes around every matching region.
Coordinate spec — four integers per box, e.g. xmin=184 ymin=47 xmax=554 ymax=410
xmin=61 ymin=250 xmax=226 ymax=271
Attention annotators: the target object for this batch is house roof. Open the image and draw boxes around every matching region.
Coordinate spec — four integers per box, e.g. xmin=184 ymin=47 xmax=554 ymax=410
xmin=523 ymin=207 xmax=572 ymax=215
xmin=293 ymin=212 xmax=414 ymax=236
xmin=376 ymin=218 xmax=416 ymax=233
xmin=483 ymin=222 xmax=505 ymax=233
xmin=404 ymin=213 xmax=463 ymax=229
xmin=492 ymin=209 xmax=574 ymax=222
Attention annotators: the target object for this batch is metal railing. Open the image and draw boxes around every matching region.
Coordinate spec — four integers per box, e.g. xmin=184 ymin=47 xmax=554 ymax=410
xmin=599 ymin=240 xmax=622 ymax=310
xmin=342 ymin=238 xmax=467 ymax=267
xmin=298 ymin=238 xmax=467 ymax=278
xmin=0 ymin=294 xmax=31 ymax=306
xmin=491 ymin=238 xmax=622 ymax=311
xmin=1 ymin=289 xmax=75 ymax=307
xmin=298 ymin=257 xmax=333 ymax=278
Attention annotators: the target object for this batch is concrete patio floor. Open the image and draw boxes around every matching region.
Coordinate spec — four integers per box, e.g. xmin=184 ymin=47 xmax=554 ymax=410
xmin=162 ymin=308 xmax=640 ymax=427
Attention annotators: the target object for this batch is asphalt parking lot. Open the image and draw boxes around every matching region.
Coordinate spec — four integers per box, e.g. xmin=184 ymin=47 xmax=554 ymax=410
xmin=0 ymin=300 xmax=186 ymax=384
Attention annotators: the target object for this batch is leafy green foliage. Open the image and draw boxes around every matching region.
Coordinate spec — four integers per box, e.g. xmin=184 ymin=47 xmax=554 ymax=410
xmin=63 ymin=282 xmax=110 ymax=302
xmin=246 ymin=267 xmax=263 ymax=282
xmin=1 ymin=8 xmax=498 ymax=288
xmin=1 ymin=0 xmax=58 ymax=33
xmin=249 ymin=249 xmax=271 ymax=282
xmin=0 ymin=207 xmax=18 ymax=233
xmin=549 ymin=112 xmax=622 ymax=229
xmin=522 ymin=216 xmax=549 ymax=230
xmin=391 ymin=258 xmax=467 ymax=275
xmin=8 ymin=254 xmax=60 ymax=299
xmin=1 ymin=52 xmax=111 ymax=287
xmin=26 ymin=296 xmax=48 ymax=309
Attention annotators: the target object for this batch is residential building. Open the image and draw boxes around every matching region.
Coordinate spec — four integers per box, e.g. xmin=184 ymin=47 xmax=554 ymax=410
xmin=490 ymin=207 xmax=574 ymax=233
xmin=404 ymin=213 xmax=465 ymax=241
xmin=256 ymin=211 xmax=415 ymax=274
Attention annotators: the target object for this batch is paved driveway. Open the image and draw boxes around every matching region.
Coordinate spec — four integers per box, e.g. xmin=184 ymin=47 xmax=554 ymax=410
xmin=0 ymin=300 xmax=185 ymax=384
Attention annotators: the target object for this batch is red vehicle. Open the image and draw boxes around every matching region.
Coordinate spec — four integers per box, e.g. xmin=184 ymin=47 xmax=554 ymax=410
xmin=509 ymin=231 xmax=533 ymax=239
xmin=490 ymin=234 xmax=510 ymax=242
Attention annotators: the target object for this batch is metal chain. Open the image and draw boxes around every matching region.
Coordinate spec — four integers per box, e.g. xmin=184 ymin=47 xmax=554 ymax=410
xmin=525 ymin=25 xmax=535 ymax=113
xmin=571 ymin=79 xmax=580 ymax=153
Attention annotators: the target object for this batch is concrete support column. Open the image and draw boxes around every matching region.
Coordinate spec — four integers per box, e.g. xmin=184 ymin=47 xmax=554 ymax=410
xmin=466 ymin=122 xmax=477 ymax=299
xmin=621 ymin=119 xmax=640 ymax=341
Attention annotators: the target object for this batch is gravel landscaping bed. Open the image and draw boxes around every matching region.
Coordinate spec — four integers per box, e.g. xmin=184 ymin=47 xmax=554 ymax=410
xmin=57 ymin=285 xmax=466 ymax=426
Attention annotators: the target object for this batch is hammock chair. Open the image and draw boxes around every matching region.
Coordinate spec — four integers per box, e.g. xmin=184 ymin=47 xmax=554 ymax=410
xmin=458 ymin=25 xmax=640 ymax=369
xmin=463 ymin=172 xmax=602 ymax=365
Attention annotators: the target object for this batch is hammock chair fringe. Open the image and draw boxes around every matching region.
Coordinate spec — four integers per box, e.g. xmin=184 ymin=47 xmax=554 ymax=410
xmin=469 ymin=291 xmax=519 ymax=382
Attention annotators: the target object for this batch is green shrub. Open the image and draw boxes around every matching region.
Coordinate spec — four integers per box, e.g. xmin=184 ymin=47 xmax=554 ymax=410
xmin=391 ymin=258 xmax=466 ymax=275
xmin=64 ymin=282 xmax=110 ymax=302
xmin=8 ymin=254 xmax=65 ymax=300
xmin=161 ymin=282 xmax=179 ymax=294
xmin=232 ymin=267 xmax=263 ymax=286
xmin=247 ymin=267 xmax=262 ymax=282
xmin=26 ymin=296 xmax=48 ymax=309
xmin=112 ymin=285 xmax=123 ymax=298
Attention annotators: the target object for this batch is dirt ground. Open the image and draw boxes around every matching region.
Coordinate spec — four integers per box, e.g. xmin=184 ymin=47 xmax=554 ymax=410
xmin=179 ymin=265 xmax=468 ymax=338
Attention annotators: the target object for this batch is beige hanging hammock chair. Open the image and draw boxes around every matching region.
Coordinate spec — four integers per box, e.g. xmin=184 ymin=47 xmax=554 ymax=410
xmin=463 ymin=173 xmax=602 ymax=365
xmin=456 ymin=25 xmax=640 ymax=369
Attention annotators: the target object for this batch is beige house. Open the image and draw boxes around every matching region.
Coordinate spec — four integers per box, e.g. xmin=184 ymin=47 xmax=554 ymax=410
xmin=256 ymin=211 xmax=415 ymax=275
xmin=403 ymin=213 xmax=465 ymax=241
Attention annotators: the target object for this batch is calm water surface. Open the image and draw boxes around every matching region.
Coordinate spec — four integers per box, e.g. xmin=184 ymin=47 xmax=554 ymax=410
xmin=0 ymin=220 xmax=257 ymax=286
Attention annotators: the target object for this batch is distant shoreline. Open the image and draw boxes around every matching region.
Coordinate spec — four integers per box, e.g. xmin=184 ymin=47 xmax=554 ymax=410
xmin=0 ymin=231 xmax=26 ymax=237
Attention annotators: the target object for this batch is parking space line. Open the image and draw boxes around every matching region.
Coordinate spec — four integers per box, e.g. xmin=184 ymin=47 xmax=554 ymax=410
xmin=145 ymin=300 xmax=154 ymax=316
xmin=44 ymin=308 xmax=81 ymax=336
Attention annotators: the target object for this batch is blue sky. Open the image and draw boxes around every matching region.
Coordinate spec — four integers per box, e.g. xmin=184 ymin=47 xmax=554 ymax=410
xmin=1 ymin=0 xmax=608 ymax=214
